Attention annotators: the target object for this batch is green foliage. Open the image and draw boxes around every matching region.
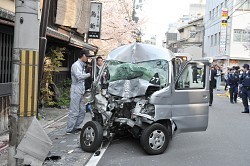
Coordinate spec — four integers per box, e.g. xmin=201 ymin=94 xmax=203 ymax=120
xmin=56 ymin=79 xmax=71 ymax=107
xmin=40 ymin=47 xmax=66 ymax=107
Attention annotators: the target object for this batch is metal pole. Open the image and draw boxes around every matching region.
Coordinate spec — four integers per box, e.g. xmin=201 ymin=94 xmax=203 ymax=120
xmin=38 ymin=0 xmax=51 ymax=116
xmin=9 ymin=0 xmax=40 ymax=165
xmin=202 ymin=28 xmax=205 ymax=57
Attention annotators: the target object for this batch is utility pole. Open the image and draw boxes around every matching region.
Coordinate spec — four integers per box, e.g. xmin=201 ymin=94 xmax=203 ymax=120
xmin=9 ymin=0 xmax=40 ymax=165
xmin=38 ymin=0 xmax=51 ymax=116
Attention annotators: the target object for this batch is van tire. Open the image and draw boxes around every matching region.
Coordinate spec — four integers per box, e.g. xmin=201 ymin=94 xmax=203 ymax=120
xmin=140 ymin=123 xmax=170 ymax=155
xmin=80 ymin=121 xmax=103 ymax=152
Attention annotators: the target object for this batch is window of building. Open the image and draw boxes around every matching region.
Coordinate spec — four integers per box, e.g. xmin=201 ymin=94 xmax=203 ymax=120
xmin=211 ymin=35 xmax=214 ymax=46
xmin=234 ymin=29 xmax=250 ymax=42
xmin=215 ymin=33 xmax=217 ymax=45
xmin=215 ymin=6 xmax=218 ymax=17
xmin=219 ymin=3 xmax=222 ymax=14
xmin=208 ymin=36 xmax=210 ymax=45
xmin=221 ymin=2 xmax=224 ymax=10
xmin=212 ymin=9 xmax=215 ymax=19
xmin=242 ymin=30 xmax=250 ymax=42
xmin=190 ymin=30 xmax=196 ymax=38
xmin=234 ymin=29 xmax=242 ymax=42
xmin=209 ymin=11 xmax=212 ymax=20
xmin=225 ymin=0 xmax=228 ymax=7
xmin=218 ymin=32 xmax=221 ymax=45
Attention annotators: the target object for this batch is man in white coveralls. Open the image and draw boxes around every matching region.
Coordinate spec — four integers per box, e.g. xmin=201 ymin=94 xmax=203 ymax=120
xmin=66 ymin=50 xmax=91 ymax=134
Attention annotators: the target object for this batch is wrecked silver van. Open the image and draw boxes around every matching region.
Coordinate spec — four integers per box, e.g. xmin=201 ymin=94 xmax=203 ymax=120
xmin=80 ymin=43 xmax=211 ymax=155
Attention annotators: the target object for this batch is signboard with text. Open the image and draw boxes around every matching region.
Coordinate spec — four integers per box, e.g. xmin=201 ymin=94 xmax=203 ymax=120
xmin=219 ymin=8 xmax=228 ymax=55
xmin=88 ymin=2 xmax=102 ymax=39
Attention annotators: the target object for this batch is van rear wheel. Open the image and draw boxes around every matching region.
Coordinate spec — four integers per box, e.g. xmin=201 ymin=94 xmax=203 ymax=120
xmin=140 ymin=123 xmax=170 ymax=155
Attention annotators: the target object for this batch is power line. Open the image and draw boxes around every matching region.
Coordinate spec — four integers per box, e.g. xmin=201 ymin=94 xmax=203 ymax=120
xmin=229 ymin=0 xmax=249 ymax=17
xmin=205 ymin=0 xmax=248 ymax=30
xmin=170 ymin=0 xmax=249 ymax=48
xmin=201 ymin=0 xmax=238 ymax=27
xmin=166 ymin=0 xmax=250 ymax=48
xmin=232 ymin=11 xmax=250 ymax=18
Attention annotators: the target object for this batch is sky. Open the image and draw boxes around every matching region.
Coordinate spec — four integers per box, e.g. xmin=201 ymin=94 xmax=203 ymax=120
xmin=141 ymin=0 xmax=206 ymax=45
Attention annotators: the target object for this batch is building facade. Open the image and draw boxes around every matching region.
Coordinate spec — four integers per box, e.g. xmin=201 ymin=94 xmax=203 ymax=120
xmin=0 ymin=0 xmax=97 ymax=134
xmin=204 ymin=0 xmax=250 ymax=68
xmin=0 ymin=6 xmax=15 ymax=135
xmin=168 ymin=17 xmax=204 ymax=60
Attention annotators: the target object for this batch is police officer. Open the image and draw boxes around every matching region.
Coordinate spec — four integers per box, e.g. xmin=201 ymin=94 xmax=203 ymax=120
xmin=227 ymin=68 xmax=239 ymax=104
xmin=239 ymin=64 xmax=250 ymax=113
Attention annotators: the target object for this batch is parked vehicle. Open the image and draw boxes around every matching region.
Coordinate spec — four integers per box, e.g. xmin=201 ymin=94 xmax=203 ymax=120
xmin=80 ymin=43 xmax=211 ymax=155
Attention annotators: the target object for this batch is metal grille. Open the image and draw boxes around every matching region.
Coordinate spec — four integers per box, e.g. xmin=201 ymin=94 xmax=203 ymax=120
xmin=0 ymin=32 xmax=13 ymax=83
xmin=0 ymin=28 xmax=13 ymax=134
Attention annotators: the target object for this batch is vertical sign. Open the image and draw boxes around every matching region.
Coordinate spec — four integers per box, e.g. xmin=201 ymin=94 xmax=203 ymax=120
xmin=88 ymin=2 xmax=102 ymax=39
xmin=219 ymin=8 xmax=228 ymax=55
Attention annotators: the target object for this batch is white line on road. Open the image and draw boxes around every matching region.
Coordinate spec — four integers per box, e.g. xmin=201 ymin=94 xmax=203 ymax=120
xmin=43 ymin=114 xmax=68 ymax=129
xmin=85 ymin=141 xmax=111 ymax=166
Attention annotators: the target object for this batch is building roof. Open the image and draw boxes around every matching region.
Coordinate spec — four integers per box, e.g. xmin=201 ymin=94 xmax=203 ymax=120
xmin=177 ymin=16 xmax=203 ymax=32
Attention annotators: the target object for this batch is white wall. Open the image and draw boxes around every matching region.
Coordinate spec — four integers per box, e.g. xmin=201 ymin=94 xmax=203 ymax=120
xmin=183 ymin=46 xmax=203 ymax=60
xmin=230 ymin=11 xmax=250 ymax=59
xmin=0 ymin=0 xmax=15 ymax=12
xmin=204 ymin=0 xmax=226 ymax=58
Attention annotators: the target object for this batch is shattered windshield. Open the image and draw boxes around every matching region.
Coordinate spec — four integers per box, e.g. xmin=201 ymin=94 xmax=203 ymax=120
xmin=107 ymin=60 xmax=169 ymax=86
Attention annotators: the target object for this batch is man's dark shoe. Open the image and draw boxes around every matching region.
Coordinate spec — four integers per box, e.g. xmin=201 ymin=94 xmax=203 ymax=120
xmin=241 ymin=111 xmax=249 ymax=113
xmin=209 ymin=104 xmax=212 ymax=106
xmin=230 ymin=101 xmax=234 ymax=104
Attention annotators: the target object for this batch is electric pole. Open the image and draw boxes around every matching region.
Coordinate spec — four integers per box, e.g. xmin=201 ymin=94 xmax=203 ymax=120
xmin=38 ymin=0 xmax=51 ymax=116
xmin=9 ymin=0 xmax=40 ymax=165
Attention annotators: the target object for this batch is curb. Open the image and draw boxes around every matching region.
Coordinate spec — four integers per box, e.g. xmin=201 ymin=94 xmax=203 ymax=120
xmin=42 ymin=112 xmax=69 ymax=129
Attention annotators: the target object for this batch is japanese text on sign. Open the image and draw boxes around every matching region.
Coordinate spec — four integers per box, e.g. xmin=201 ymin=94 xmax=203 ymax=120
xmin=88 ymin=3 xmax=102 ymax=39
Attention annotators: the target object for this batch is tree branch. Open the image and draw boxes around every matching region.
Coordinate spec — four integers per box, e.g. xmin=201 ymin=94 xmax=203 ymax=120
xmin=101 ymin=38 xmax=115 ymax=41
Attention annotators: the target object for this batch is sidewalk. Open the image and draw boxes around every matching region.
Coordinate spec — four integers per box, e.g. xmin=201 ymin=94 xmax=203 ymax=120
xmin=43 ymin=113 xmax=92 ymax=166
xmin=0 ymin=107 xmax=94 ymax=166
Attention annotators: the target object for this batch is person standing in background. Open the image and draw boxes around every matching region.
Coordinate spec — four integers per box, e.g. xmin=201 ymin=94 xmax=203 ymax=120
xmin=96 ymin=56 xmax=103 ymax=77
xmin=227 ymin=68 xmax=239 ymax=104
xmin=66 ymin=50 xmax=91 ymax=134
xmin=216 ymin=65 xmax=222 ymax=91
xmin=239 ymin=64 xmax=250 ymax=114
xmin=209 ymin=66 xmax=217 ymax=106
xmin=224 ymin=67 xmax=230 ymax=91
xmin=192 ymin=65 xmax=198 ymax=83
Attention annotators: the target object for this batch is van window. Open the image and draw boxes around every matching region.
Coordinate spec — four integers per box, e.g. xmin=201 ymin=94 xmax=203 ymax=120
xmin=175 ymin=63 xmax=206 ymax=90
xmin=108 ymin=60 xmax=169 ymax=86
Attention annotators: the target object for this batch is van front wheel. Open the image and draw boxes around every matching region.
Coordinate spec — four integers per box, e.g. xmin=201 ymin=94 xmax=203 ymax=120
xmin=80 ymin=121 xmax=103 ymax=152
xmin=140 ymin=123 xmax=170 ymax=155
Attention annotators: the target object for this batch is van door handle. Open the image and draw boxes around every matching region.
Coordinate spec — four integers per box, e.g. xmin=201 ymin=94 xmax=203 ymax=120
xmin=203 ymin=95 xmax=208 ymax=99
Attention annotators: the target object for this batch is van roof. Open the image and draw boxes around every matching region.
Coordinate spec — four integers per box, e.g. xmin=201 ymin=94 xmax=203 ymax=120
xmin=106 ymin=43 xmax=175 ymax=63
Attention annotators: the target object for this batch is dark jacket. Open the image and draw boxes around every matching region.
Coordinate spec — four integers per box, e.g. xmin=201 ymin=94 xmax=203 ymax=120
xmin=239 ymin=71 xmax=250 ymax=87
xmin=210 ymin=69 xmax=217 ymax=89
xmin=227 ymin=73 xmax=239 ymax=88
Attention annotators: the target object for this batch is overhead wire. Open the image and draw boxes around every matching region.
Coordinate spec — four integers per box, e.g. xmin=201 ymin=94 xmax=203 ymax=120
xmin=170 ymin=0 xmax=249 ymax=48
xmin=204 ymin=0 xmax=248 ymax=30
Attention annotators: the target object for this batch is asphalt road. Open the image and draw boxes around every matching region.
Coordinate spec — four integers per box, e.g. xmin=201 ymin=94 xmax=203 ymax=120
xmin=97 ymin=92 xmax=250 ymax=166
